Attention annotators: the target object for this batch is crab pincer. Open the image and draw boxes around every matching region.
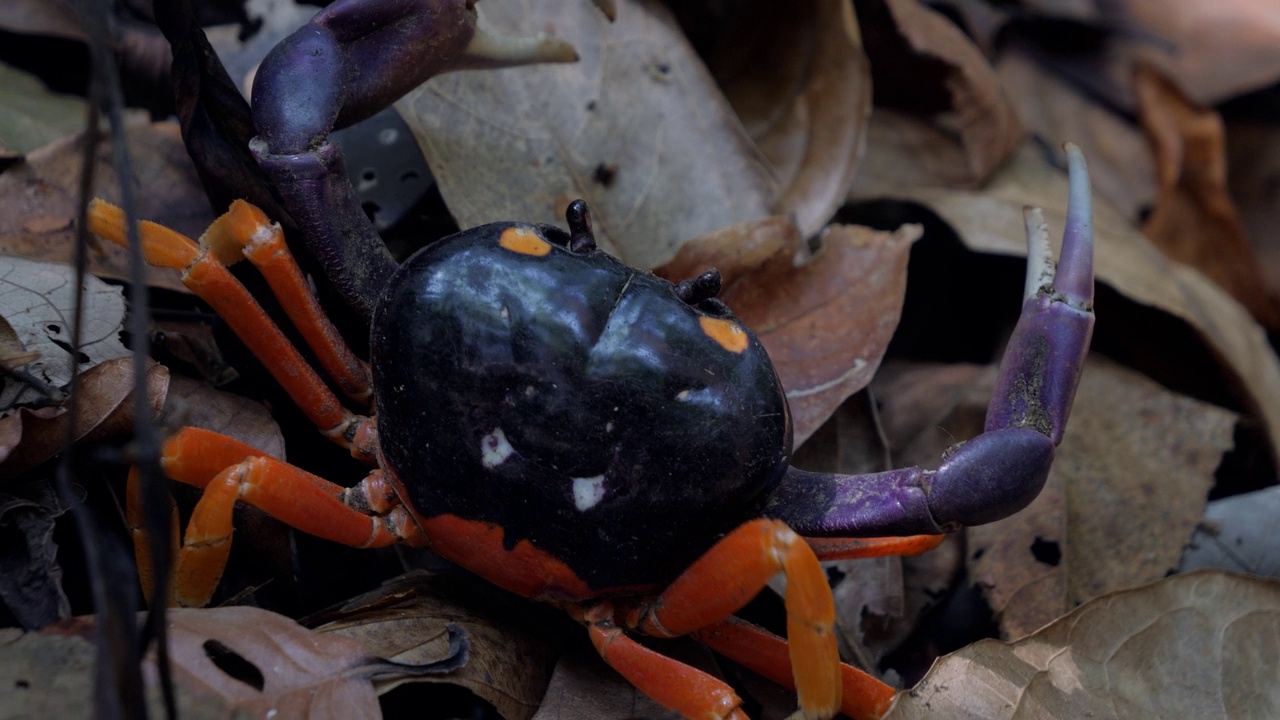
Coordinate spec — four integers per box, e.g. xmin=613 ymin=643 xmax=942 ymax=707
xmin=248 ymin=0 xmax=584 ymax=318
xmin=766 ymin=144 xmax=1095 ymax=537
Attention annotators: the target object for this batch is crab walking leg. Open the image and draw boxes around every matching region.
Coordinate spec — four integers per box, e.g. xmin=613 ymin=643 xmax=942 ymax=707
xmin=805 ymin=533 xmax=944 ymax=560
xmin=201 ymin=200 xmax=372 ymax=404
xmin=129 ymin=427 xmax=425 ymax=606
xmin=87 ymin=200 xmax=370 ymax=451
xmin=583 ymin=604 xmax=747 ymax=720
xmin=125 ymin=468 xmax=180 ymax=606
xmin=628 ymin=519 xmax=841 ymax=720
xmin=697 ymin=617 xmax=894 ymax=720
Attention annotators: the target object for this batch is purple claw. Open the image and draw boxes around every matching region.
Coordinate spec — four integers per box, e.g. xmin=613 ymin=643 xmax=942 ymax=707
xmin=984 ymin=143 xmax=1094 ymax=444
xmin=765 ymin=144 xmax=1095 ymax=536
xmin=249 ymin=0 xmax=582 ymax=317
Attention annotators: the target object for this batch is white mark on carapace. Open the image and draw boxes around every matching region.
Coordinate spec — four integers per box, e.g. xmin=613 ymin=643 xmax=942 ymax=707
xmin=675 ymin=389 xmax=691 ymax=401
xmin=500 ymin=306 xmax=509 ymax=321
xmin=605 ymin=421 xmax=614 ymax=433
xmin=572 ymin=475 xmax=606 ymax=511
xmin=481 ymin=428 xmax=513 ymax=468
xmin=524 ymin=385 xmax=535 ymax=397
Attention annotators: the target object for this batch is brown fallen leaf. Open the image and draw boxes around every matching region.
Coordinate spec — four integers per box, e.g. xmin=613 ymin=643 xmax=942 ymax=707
xmin=854 ymin=144 xmax=1280 ymax=461
xmin=399 ymin=0 xmax=774 ymax=269
xmin=1227 ymin=119 xmax=1280 ymax=297
xmin=964 ymin=356 xmax=1236 ymax=639
xmin=658 ymin=217 xmax=918 ymax=444
xmin=996 ymin=48 xmax=1157 ymax=224
xmin=1116 ymin=0 xmax=1280 ymax=106
xmin=885 ymin=569 xmax=1280 ymax=719
xmin=709 ymin=0 xmax=871 ymax=239
xmin=0 ymin=358 xmax=169 ymax=480
xmin=162 ymin=374 xmax=284 ymax=461
xmin=2 ymin=605 xmax=468 ymax=720
xmin=0 ymin=118 xmax=210 ymax=293
xmin=314 ymin=571 xmax=555 ymax=720
xmin=855 ymin=0 xmax=1024 ymax=186
xmin=0 ymin=478 xmax=73 ymax=629
xmin=1135 ymin=64 xmax=1280 ymax=330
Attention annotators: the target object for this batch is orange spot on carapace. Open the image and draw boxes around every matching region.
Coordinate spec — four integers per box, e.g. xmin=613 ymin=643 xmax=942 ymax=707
xmin=699 ymin=317 xmax=749 ymax=354
xmin=499 ymin=227 xmax=552 ymax=257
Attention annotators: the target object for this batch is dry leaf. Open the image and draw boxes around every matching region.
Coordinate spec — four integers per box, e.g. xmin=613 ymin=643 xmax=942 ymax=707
xmin=854 ymin=144 xmax=1280 ymax=461
xmin=885 ymin=570 xmax=1280 ymax=719
xmin=1117 ymin=0 xmax=1280 ymax=106
xmin=0 ymin=359 xmax=169 ymax=480
xmin=1181 ymin=486 xmax=1280 ymax=578
xmin=855 ymin=0 xmax=1024 ymax=185
xmin=315 ymin=572 xmax=555 ymax=720
xmin=1135 ymin=65 xmax=1280 ymax=329
xmin=0 ymin=478 xmax=72 ymax=629
xmin=1226 ymin=119 xmax=1280 ymax=296
xmin=0 ymin=604 xmax=466 ymax=719
xmin=162 ymin=374 xmax=284 ymax=461
xmin=658 ymin=218 xmax=918 ymax=444
xmin=0 ymin=118 xmax=210 ymax=292
xmin=710 ymin=0 xmax=871 ymax=238
xmin=398 ymin=0 xmax=774 ymax=269
xmin=996 ymin=48 xmax=1157 ymax=223
xmin=968 ymin=357 xmax=1236 ymax=639
xmin=0 ymin=63 xmax=86 ymax=155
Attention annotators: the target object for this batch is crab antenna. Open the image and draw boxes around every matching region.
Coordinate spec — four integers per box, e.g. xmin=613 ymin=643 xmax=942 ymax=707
xmin=1055 ymin=143 xmax=1094 ymax=308
xmin=566 ymin=199 xmax=597 ymax=253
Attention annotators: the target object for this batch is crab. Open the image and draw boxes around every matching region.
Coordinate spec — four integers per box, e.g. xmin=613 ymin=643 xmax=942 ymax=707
xmin=85 ymin=1 xmax=1096 ymax=719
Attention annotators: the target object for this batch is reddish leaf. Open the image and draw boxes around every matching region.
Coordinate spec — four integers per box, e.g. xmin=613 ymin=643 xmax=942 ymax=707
xmin=659 ymin=218 xmax=918 ymax=444
xmin=1135 ymin=64 xmax=1280 ymax=330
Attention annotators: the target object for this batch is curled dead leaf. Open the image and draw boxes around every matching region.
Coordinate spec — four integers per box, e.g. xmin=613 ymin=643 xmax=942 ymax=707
xmin=1135 ymin=64 xmax=1280 ymax=330
xmin=0 ymin=358 xmax=169 ymax=480
xmin=710 ymin=0 xmax=871 ymax=238
xmin=314 ymin=572 xmax=555 ymax=720
xmin=855 ymin=0 xmax=1024 ymax=185
xmin=885 ymin=570 xmax=1280 ymax=719
xmin=398 ymin=0 xmax=774 ymax=269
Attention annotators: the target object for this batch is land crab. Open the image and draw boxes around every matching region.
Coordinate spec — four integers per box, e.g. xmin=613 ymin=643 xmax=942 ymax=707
xmin=87 ymin=1 xmax=1095 ymax=718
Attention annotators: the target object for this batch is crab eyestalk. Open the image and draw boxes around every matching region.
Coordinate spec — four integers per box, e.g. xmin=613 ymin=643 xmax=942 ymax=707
xmin=765 ymin=144 xmax=1095 ymax=536
xmin=249 ymin=0 xmax=586 ymax=317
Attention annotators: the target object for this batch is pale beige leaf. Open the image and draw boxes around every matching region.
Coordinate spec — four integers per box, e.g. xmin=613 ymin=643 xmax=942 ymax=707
xmin=0 ymin=258 xmax=129 ymax=411
xmin=0 ymin=63 xmax=86 ymax=155
xmin=398 ymin=0 xmax=774 ymax=269
xmin=968 ymin=357 xmax=1236 ymax=639
xmin=885 ymin=570 xmax=1280 ymax=719
xmin=163 ymin=374 xmax=284 ymax=461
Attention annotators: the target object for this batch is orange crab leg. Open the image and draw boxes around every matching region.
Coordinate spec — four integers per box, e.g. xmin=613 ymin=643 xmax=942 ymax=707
xmin=87 ymin=200 xmax=366 ymax=448
xmin=629 ymin=519 xmax=841 ymax=720
xmin=805 ymin=534 xmax=945 ymax=561
xmin=128 ymin=427 xmax=424 ymax=606
xmin=697 ymin=617 xmax=895 ymax=720
xmin=583 ymin=604 xmax=747 ymax=720
xmin=203 ymin=200 xmax=372 ymax=404
xmin=125 ymin=468 xmax=180 ymax=606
